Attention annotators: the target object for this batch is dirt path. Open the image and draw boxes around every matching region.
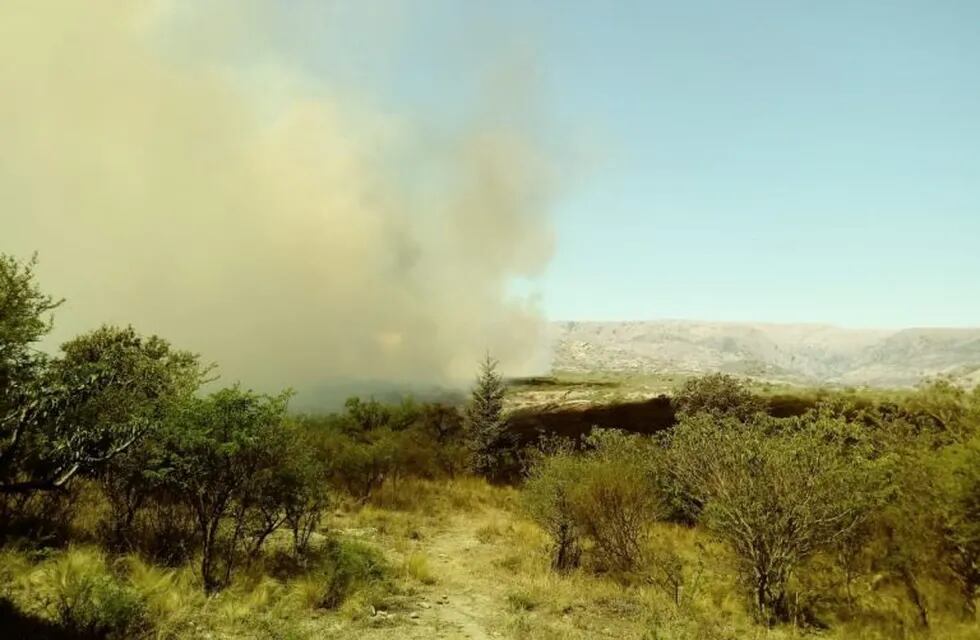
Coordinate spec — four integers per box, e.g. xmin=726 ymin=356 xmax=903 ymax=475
xmin=355 ymin=509 xmax=513 ymax=639
xmin=420 ymin=515 xmax=507 ymax=639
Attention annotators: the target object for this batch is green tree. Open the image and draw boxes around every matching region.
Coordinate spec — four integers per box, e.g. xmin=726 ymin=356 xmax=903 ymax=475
xmin=673 ymin=373 xmax=765 ymax=422
xmin=1 ymin=253 xmax=202 ymax=496
xmin=0 ymin=253 xmax=62 ymax=391
xmin=151 ymin=386 xmax=293 ymax=591
xmin=417 ymin=402 xmax=468 ymax=477
xmin=666 ymin=412 xmax=886 ymax=625
xmin=1 ymin=252 xmax=62 ymax=491
xmin=312 ymin=404 xmax=404 ymax=500
xmin=242 ymin=422 xmax=328 ymax=560
xmin=935 ymin=434 xmax=980 ymax=618
xmin=1 ymin=325 xmax=202 ymax=495
xmin=465 ymin=353 xmax=508 ymax=479
xmin=905 ymin=378 xmax=978 ymax=445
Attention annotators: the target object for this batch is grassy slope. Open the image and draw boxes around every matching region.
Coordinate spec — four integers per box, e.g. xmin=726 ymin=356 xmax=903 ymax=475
xmin=3 ymin=478 xmax=977 ymax=640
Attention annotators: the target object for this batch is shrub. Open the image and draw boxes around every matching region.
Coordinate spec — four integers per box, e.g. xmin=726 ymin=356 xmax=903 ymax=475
xmin=904 ymin=379 xmax=979 ymax=445
xmin=524 ymin=430 xmax=661 ymax=574
xmin=673 ymin=373 xmax=765 ymax=421
xmin=121 ymin=556 xmax=202 ymax=639
xmin=55 ymin=575 xmax=146 ymax=640
xmin=0 ymin=488 xmax=76 ymax=545
xmin=401 ymin=552 xmax=436 ymax=585
xmin=322 ymin=428 xmax=404 ymax=500
xmin=32 ymin=548 xmax=148 ymax=639
xmin=295 ymin=397 xmax=471 ymax=504
xmin=666 ymin=412 xmax=887 ymax=625
xmin=507 ymin=588 xmax=539 ymax=612
xmin=311 ymin=538 xmax=389 ymax=610
xmin=574 ymin=430 xmax=661 ymax=572
xmin=416 ymin=402 xmax=469 ymax=477
xmin=941 ymin=434 xmax=980 ymax=617
xmin=522 ymin=445 xmax=584 ymax=572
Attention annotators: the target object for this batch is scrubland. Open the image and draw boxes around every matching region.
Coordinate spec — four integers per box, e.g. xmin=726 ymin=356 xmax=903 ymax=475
xmin=2 ymin=252 xmax=979 ymax=639
xmin=3 ymin=471 xmax=978 ymax=640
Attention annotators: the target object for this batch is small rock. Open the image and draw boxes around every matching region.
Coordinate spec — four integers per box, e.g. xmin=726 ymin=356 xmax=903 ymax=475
xmin=420 ymin=602 xmax=431 ymax=609
xmin=410 ymin=612 xmax=420 ymax=619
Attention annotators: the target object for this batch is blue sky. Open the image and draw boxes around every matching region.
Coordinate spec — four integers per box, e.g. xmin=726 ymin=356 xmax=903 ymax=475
xmin=275 ymin=1 xmax=979 ymax=327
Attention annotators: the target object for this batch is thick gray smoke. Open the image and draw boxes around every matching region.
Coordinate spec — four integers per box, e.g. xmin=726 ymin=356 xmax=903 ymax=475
xmin=0 ymin=1 xmax=557 ymax=397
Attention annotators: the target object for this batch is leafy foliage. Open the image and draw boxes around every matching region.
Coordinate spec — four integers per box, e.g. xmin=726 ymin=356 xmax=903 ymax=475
xmin=148 ymin=387 xmax=295 ymax=591
xmin=666 ymin=412 xmax=888 ymax=624
xmin=572 ymin=430 xmax=661 ymax=572
xmin=673 ymin=373 xmax=766 ymax=421
xmin=523 ymin=442 xmax=583 ymax=572
xmin=299 ymin=397 xmax=469 ymax=501
xmin=0 ymin=253 xmax=61 ymax=388
xmin=2 ymin=254 xmax=980 ymax=636
xmin=524 ymin=430 xmax=661 ymax=573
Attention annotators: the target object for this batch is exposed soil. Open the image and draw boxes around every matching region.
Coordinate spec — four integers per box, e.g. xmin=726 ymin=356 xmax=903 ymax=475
xmin=352 ymin=510 xmax=514 ymax=639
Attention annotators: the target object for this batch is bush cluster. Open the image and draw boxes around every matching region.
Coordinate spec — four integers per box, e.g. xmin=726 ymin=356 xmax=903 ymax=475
xmin=295 ymin=397 xmax=471 ymax=502
xmin=4 ymin=252 xmax=980 ymax=636
xmin=524 ymin=430 xmax=660 ymax=573
xmin=526 ymin=373 xmax=980 ymax=629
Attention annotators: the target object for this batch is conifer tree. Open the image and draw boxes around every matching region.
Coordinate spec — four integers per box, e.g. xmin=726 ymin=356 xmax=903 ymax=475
xmin=465 ymin=353 xmax=507 ymax=478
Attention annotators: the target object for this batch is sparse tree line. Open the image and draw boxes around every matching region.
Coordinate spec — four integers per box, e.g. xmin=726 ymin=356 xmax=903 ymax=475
xmin=2 ymin=251 xmax=979 ymax=635
xmin=0 ymin=253 xmax=490 ymax=594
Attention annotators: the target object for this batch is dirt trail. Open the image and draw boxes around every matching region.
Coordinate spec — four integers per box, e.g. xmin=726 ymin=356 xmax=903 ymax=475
xmin=356 ymin=509 xmax=513 ymax=640
xmin=420 ymin=515 xmax=507 ymax=639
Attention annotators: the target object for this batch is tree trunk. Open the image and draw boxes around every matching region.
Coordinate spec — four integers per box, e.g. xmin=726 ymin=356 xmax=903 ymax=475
xmin=198 ymin=513 xmax=221 ymax=593
xmin=552 ymin=522 xmax=581 ymax=572
xmin=755 ymin=567 xmax=789 ymax=626
xmin=901 ymin=568 xmax=930 ymax=629
xmin=201 ymin=528 xmax=216 ymax=592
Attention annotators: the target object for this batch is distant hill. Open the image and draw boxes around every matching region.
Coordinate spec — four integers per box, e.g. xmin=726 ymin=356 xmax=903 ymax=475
xmin=550 ymin=320 xmax=980 ymax=387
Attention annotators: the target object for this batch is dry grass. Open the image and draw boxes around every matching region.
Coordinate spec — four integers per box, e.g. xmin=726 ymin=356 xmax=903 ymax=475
xmin=401 ymin=552 xmax=437 ymax=585
xmin=2 ymin=477 xmax=977 ymax=640
xmin=367 ymin=476 xmax=518 ymax=515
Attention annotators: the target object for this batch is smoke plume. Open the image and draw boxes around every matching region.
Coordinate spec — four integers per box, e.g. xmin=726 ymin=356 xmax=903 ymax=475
xmin=0 ymin=1 xmax=556 ymax=396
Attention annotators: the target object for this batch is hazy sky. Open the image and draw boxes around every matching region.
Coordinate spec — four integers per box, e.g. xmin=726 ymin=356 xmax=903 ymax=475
xmin=273 ymin=0 xmax=980 ymax=328
xmin=3 ymin=1 xmax=979 ymax=394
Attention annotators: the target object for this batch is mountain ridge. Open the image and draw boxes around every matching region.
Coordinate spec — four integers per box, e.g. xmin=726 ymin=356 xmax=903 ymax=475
xmin=549 ymin=320 xmax=980 ymax=387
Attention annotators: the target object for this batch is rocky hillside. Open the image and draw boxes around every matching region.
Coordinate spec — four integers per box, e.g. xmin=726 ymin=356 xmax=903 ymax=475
xmin=550 ymin=320 xmax=980 ymax=387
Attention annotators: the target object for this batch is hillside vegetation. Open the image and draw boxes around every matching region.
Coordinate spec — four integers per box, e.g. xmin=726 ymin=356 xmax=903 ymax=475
xmin=1 ymin=252 xmax=979 ymax=639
